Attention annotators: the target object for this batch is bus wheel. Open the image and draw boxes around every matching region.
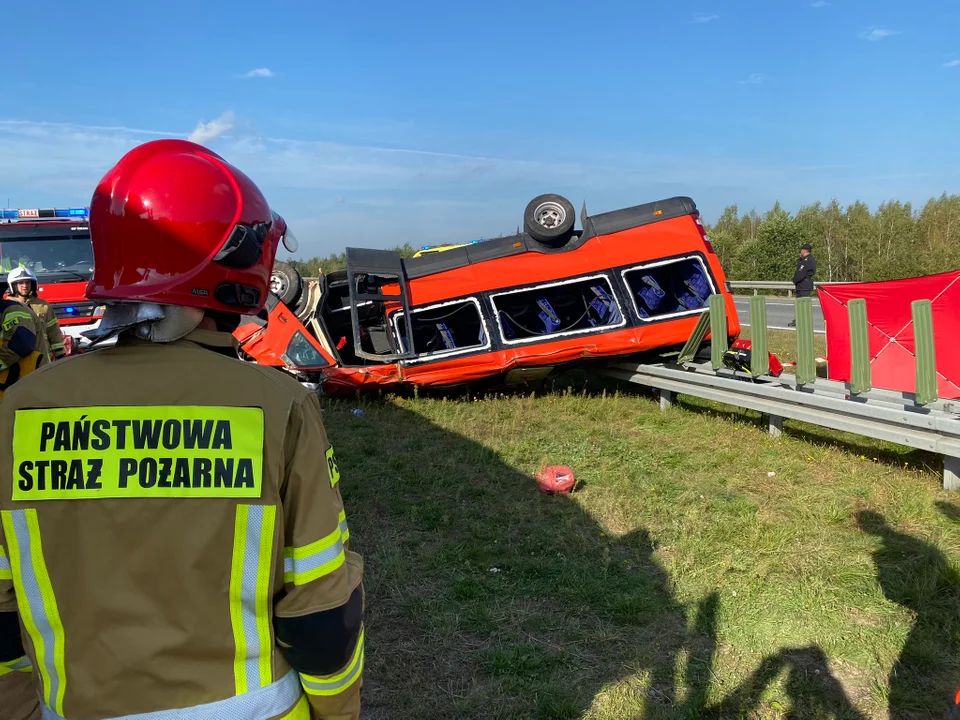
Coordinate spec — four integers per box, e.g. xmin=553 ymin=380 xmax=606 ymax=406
xmin=270 ymin=261 xmax=303 ymax=307
xmin=524 ymin=193 xmax=576 ymax=247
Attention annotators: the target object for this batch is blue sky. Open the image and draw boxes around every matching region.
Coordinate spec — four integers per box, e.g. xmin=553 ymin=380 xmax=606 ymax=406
xmin=1 ymin=0 xmax=957 ymax=259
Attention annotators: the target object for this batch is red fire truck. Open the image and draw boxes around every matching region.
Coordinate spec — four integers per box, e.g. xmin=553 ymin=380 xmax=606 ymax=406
xmin=0 ymin=207 xmax=105 ymax=351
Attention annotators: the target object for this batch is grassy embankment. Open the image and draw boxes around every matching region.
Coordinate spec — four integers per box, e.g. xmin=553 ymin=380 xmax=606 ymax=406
xmin=328 ymin=330 xmax=958 ymax=719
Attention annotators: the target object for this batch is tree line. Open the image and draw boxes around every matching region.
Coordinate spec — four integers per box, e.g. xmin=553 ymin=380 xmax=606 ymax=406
xmin=286 ymin=193 xmax=960 ymax=283
xmin=709 ymin=193 xmax=960 ymax=283
xmin=286 ymin=243 xmax=418 ymax=277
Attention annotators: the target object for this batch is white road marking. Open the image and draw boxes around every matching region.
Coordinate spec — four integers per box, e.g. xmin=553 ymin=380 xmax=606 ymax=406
xmin=734 ymin=300 xmax=820 ymax=308
xmin=739 ymin=322 xmax=827 ymax=335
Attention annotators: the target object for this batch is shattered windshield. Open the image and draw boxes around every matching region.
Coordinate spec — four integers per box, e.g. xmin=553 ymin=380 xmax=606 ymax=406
xmin=0 ymin=236 xmax=94 ymax=284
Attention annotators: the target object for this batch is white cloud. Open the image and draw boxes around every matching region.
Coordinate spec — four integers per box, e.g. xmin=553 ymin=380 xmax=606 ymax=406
xmin=811 ymin=1 xmax=830 ymax=7
xmin=187 ymin=111 xmax=235 ymax=144
xmin=0 ymin=116 xmax=848 ymax=206
xmin=943 ymin=59 xmax=960 ymax=68
xmin=692 ymin=13 xmax=719 ymax=24
xmin=860 ymin=27 xmax=900 ymax=42
xmin=0 ymin=115 xmax=940 ymax=255
xmin=243 ymin=68 xmax=274 ymax=78
xmin=740 ymin=73 xmax=767 ymax=85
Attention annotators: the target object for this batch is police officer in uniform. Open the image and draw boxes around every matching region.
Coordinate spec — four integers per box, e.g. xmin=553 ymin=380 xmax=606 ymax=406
xmin=5 ymin=266 xmax=67 ymax=361
xmin=788 ymin=242 xmax=816 ymax=327
xmin=0 ymin=139 xmax=364 ymax=720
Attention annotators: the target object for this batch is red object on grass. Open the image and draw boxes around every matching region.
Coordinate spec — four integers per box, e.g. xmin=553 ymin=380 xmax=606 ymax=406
xmin=730 ymin=339 xmax=784 ymax=377
xmin=536 ymin=466 xmax=576 ymax=494
xmin=819 ymin=270 xmax=960 ymax=400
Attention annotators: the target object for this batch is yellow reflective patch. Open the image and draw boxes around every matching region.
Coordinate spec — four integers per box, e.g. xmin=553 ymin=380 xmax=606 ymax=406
xmin=283 ymin=695 xmax=311 ymax=719
xmin=0 ymin=655 xmax=32 ymax=676
xmin=12 ymin=406 xmax=264 ymax=501
xmin=299 ymin=627 xmax=364 ymax=696
xmin=2 ymin=311 xmax=31 ymax=332
xmin=326 ymin=446 xmax=340 ymax=487
xmin=0 ymin=544 xmax=10 ymax=581
xmin=283 ymin=526 xmax=345 ymax=586
xmin=230 ymin=505 xmax=250 ymax=695
xmin=1 ymin=510 xmax=67 ymax=714
xmin=230 ymin=504 xmax=277 ymax=695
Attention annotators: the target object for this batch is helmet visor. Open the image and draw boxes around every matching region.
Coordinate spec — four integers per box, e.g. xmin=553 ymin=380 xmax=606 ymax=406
xmin=281 ymin=227 xmax=299 ymax=254
xmin=272 ymin=212 xmax=298 ymax=254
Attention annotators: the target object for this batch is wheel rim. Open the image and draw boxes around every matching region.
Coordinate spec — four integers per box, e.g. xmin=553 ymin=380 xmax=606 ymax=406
xmin=533 ymin=201 xmax=566 ymax=230
xmin=270 ymin=272 xmax=287 ymax=297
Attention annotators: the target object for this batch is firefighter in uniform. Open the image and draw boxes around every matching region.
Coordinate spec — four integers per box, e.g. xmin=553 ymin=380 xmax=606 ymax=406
xmin=0 ymin=295 xmax=45 ymax=401
xmin=0 ymin=139 xmax=364 ymax=720
xmin=5 ymin=266 xmax=67 ymax=361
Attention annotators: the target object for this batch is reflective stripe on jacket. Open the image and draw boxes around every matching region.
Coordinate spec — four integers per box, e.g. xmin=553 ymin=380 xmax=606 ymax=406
xmin=25 ymin=295 xmax=66 ymax=359
xmin=0 ymin=328 xmax=363 ymax=720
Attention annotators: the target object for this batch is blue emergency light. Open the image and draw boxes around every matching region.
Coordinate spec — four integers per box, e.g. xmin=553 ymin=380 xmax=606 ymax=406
xmin=0 ymin=207 xmax=89 ymax=222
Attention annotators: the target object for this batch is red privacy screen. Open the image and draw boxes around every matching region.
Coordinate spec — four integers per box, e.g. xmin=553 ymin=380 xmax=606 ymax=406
xmin=819 ymin=270 xmax=960 ymax=400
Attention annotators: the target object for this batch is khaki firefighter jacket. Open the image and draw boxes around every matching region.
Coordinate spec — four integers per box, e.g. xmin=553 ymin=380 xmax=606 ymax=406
xmin=0 ymin=328 xmax=364 ymax=720
xmin=15 ymin=293 xmax=66 ymax=361
xmin=0 ymin=299 xmax=45 ymax=401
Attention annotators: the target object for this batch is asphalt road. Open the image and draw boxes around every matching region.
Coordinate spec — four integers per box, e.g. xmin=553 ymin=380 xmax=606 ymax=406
xmin=733 ymin=296 xmax=826 ymax=334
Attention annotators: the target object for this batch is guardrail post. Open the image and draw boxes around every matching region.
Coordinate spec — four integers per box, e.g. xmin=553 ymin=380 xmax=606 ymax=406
xmin=709 ymin=294 xmax=727 ymax=370
xmin=946 ymin=457 xmax=960 ymax=492
xmin=660 ymin=389 xmax=673 ymax=411
xmin=749 ymin=296 xmax=769 ymax=376
xmin=795 ymin=297 xmax=816 ymax=385
xmin=678 ymin=309 xmax=712 ymax=364
xmin=768 ymin=414 xmax=784 ymax=438
xmin=912 ymin=300 xmax=938 ymax=406
xmin=848 ymin=299 xmax=871 ymax=395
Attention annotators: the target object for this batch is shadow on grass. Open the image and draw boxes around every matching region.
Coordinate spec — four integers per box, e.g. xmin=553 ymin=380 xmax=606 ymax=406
xmin=703 ymin=645 xmax=869 ymax=720
xmin=327 ymin=397 xmax=870 ymax=719
xmin=331 ymin=397 xmax=712 ymax=718
xmin=936 ymin=501 xmax=960 ymax=524
xmin=855 ymin=510 xmax=960 ymax=719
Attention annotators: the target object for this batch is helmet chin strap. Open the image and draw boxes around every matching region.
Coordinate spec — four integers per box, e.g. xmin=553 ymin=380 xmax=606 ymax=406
xmin=81 ymin=303 xmax=205 ymax=346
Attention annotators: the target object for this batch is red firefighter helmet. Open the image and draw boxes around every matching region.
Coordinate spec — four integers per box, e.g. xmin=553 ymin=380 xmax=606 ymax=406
xmin=86 ymin=138 xmax=297 ymax=315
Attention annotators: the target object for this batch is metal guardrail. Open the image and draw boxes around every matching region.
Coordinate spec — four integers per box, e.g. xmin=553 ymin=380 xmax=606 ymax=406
xmin=304 ymin=276 xmax=840 ymax=295
xmin=602 ymin=294 xmax=960 ymax=491
xmin=730 ymin=280 xmax=856 ymax=296
xmin=604 ymin=362 xmax=960 ymax=486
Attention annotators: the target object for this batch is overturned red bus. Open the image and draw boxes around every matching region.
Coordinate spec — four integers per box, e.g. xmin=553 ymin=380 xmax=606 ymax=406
xmin=234 ymin=193 xmax=742 ymax=396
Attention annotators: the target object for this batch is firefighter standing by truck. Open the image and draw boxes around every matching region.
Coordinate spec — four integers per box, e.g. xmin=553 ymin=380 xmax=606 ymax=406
xmin=0 ymin=294 xmax=45 ymax=401
xmin=0 ymin=139 xmax=364 ymax=720
xmin=5 ymin=266 xmax=67 ymax=361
